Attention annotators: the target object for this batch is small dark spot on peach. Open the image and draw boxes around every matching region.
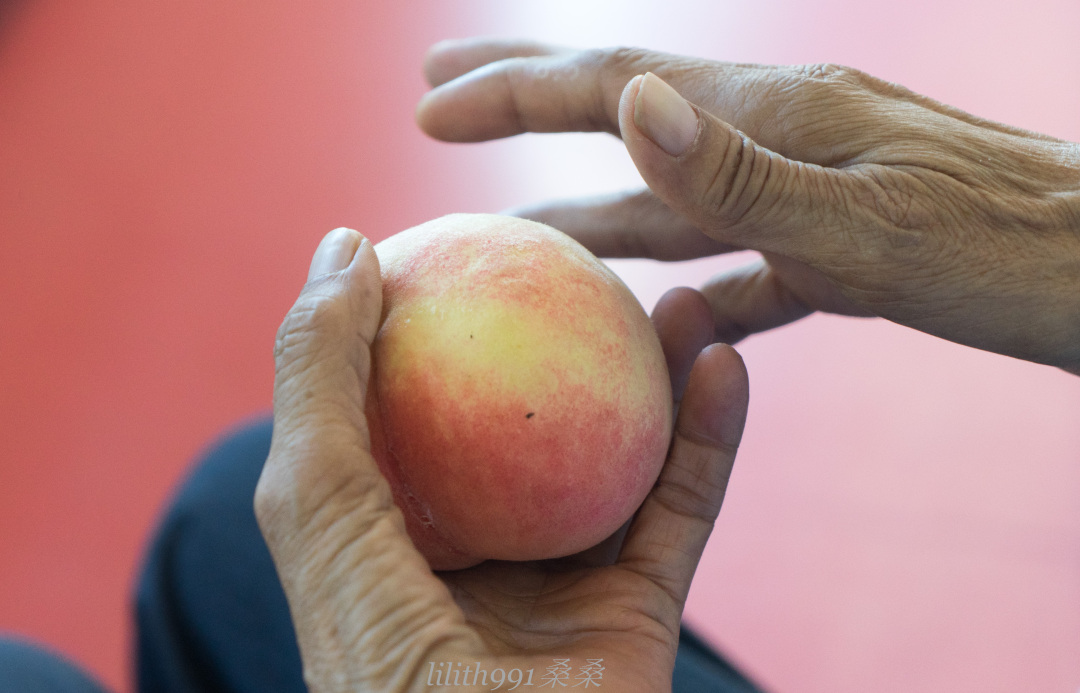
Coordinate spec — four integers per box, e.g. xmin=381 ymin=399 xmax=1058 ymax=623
xmin=526 ymin=412 xmax=535 ymax=419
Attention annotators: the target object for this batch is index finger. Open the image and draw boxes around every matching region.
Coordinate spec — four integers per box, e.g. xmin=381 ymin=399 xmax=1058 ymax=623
xmin=415 ymin=43 xmax=713 ymax=142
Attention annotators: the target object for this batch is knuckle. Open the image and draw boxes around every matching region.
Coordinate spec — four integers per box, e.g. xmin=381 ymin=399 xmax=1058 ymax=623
xmin=595 ymin=46 xmax=651 ymax=74
xmin=252 ymin=477 xmax=274 ymax=525
xmin=499 ymin=54 xmax=539 ymax=81
xmin=623 ymin=227 xmax=653 ymax=258
xmin=800 ymin=62 xmax=844 ymax=82
xmin=585 ymin=46 xmax=653 ymax=130
xmin=597 ymin=46 xmax=655 ymax=77
xmin=768 ymin=63 xmax=845 ymax=103
xmin=274 ymin=288 xmax=348 ymax=365
xmin=611 ymin=192 xmax=660 ymax=256
xmin=497 ymin=55 xmax=531 ymax=84
xmin=1061 ymin=190 xmax=1080 ymax=230
xmin=760 ymin=64 xmax=880 ymax=158
xmin=650 ymin=428 xmax=741 ymax=526
xmin=793 ymin=62 xmax=867 ymax=87
xmin=651 ymin=471 xmax=724 ymax=524
xmin=575 ymin=46 xmax=610 ymax=71
xmin=778 ymin=63 xmax=859 ymax=114
xmin=498 ymin=57 xmax=534 ymax=134
xmin=501 ymin=54 xmax=570 ymax=133
xmin=253 ymin=464 xmax=288 ymax=533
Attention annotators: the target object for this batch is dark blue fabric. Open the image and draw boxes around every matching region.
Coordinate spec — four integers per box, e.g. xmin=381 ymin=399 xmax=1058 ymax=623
xmin=135 ymin=416 xmax=303 ymax=693
xmin=0 ymin=637 xmax=109 ymax=693
xmin=135 ymin=416 xmax=767 ymax=693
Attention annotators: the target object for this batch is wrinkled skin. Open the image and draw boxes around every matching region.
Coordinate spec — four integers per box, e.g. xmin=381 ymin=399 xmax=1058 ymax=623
xmin=256 ymin=228 xmax=750 ymax=693
xmin=253 ymin=39 xmax=1080 ymax=693
xmin=417 ymin=40 xmax=1080 ymax=374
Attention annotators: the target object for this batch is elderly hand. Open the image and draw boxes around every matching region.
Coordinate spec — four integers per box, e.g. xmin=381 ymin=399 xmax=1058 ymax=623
xmin=416 ymin=40 xmax=1080 ymax=374
xmin=255 ymin=227 xmax=750 ymax=692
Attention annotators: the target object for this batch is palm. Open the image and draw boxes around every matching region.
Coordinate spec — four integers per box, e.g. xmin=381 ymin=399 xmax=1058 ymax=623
xmin=263 ymin=228 xmax=752 ymax=693
xmin=437 ymin=559 xmax=678 ymax=689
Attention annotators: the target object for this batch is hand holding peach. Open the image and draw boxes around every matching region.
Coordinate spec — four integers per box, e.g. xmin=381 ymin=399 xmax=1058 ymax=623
xmin=256 ymin=225 xmax=750 ymax=692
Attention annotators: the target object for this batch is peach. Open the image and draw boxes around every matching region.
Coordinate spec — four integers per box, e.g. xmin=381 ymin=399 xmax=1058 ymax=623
xmin=367 ymin=213 xmax=672 ymax=570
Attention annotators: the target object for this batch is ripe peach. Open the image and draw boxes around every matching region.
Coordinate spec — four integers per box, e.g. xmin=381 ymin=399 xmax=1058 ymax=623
xmin=367 ymin=213 xmax=672 ymax=570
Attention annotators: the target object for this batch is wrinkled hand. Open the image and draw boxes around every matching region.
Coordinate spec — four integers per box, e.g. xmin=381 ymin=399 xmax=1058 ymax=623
xmin=416 ymin=39 xmax=1080 ymax=373
xmin=255 ymin=227 xmax=750 ymax=692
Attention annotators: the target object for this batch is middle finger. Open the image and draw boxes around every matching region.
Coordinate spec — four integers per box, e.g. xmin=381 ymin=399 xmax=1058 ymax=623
xmin=505 ymin=188 xmax=740 ymax=261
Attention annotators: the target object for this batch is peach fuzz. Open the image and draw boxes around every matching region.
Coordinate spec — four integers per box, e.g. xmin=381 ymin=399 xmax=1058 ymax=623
xmin=367 ymin=213 xmax=672 ymax=570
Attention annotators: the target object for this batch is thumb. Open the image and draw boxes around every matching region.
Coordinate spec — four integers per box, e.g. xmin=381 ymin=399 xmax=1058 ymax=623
xmin=257 ymin=228 xmax=480 ymax=690
xmin=260 ymin=226 xmax=387 ymax=541
xmin=620 ymin=73 xmax=848 ymax=261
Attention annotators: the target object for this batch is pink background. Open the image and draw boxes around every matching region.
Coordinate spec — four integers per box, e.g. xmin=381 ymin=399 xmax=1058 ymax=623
xmin=1 ymin=1 xmax=1078 ymax=691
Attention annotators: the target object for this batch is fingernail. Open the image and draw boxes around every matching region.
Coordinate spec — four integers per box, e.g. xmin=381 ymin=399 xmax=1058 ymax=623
xmin=308 ymin=228 xmax=362 ymax=281
xmin=633 ymin=72 xmax=699 ymax=157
